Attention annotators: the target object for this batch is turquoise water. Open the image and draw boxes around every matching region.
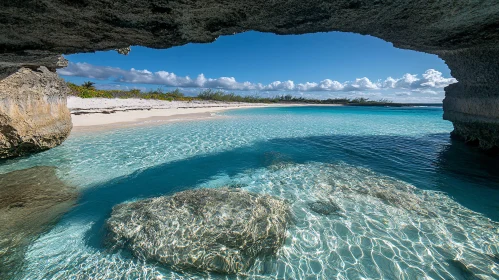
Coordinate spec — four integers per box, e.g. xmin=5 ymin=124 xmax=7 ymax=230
xmin=1 ymin=106 xmax=499 ymax=279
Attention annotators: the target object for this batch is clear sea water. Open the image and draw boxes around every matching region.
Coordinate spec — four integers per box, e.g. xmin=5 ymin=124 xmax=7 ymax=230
xmin=1 ymin=106 xmax=499 ymax=279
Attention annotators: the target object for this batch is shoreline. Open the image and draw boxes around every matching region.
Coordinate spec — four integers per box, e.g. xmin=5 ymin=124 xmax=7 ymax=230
xmin=71 ymin=111 xmax=226 ymax=134
xmin=68 ymin=97 xmax=440 ymax=134
xmin=70 ymin=106 xmax=260 ymax=134
xmin=68 ymin=97 xmax=323 ymax=133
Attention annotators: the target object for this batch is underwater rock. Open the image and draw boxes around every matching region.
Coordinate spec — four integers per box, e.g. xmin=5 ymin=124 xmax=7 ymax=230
xmin=262 ymin=151 xmax=294 ymax=170
xmin=0 ymin=166 xmax=77 ymax=278
xmin=330 ymin=172 xmax=436 ymax=217
xmin=178 ymin=162 xmax=499 ymax=279
xmin=446 ymin=259 xmax=479 ymax=280
xmin=226 ymin=182 xmax=247 ymax=189
xmin=0 ymin=66 xmax=72 ymax=158
xmin=107 ymin=188 xmax=290 ymax=274
xmin=488 ymin=253 xmax=499 ymax=265
xmin=308 ymin=200 xmax=342 ymax=216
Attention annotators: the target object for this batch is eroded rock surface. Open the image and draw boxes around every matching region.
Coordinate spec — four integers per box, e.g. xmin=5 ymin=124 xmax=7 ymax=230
xmin=0 ymin=166 xmax=77 ymax=278
xmin=1 ymin=1 xmax=498 ymax=62
xmin=107 ymin=188 xmax=290 ymax=274
xmin=0 ymin=66 xmax=72 ymax=158
xmin=440 ymin=46 xmax=499 ymax=149
xmin=0 ymin=1 xmax=499 ymax=148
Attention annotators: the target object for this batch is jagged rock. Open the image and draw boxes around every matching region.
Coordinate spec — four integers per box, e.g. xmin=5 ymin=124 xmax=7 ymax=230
xmin=440 ymin=46 xmax=499 ymax=149
xmin=0 ymin=66 xmax=72 ymax=158
xmin=1 ymin=1 xmax=498 ymax=59
xmin=0 ymin=166 xmax=77 ymax=278
xmin=449 ymin=121 xmax=499 ymax=150
xmin=116 ymin=47 xmax=131 ymax=55
xmin=107 ymin=188 xmax=290 ymax=274
xmin=0 ymin=1 xmax=498 ymax=148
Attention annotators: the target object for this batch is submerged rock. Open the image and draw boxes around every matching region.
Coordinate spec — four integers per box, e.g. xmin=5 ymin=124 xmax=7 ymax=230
xmin=308 ymin=200 xmax=342 ymax=216
xmin=327 ymin=170 xmax=436 ymax=217
xmin=488 ymin=253 xmax=499 ymax=265
xmin=0 ymin=67 xmax=72 ymax=158
xmin=262 ymin=151 xmax=295 ymax=171
xmin=446 ymin=259 xmax=478 ymax=280
xmin=0 ymin=166 xmax=77 ymax=278
xmin=107 ymin=188 xmax=290 ymax=274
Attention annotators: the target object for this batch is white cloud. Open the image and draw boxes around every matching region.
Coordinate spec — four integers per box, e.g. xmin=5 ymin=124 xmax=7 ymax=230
xmin=420 ymin=69 xmax=457 ymax=88
xmin=345 ymin=77 xmax=379 ymax=91
xmin=382 ymin=69 xmax=457 ymax=90
xmin=263 ymin=80 xmax=296 ymax=91
xmin=59 ymin=62 xmax=456 ymax=94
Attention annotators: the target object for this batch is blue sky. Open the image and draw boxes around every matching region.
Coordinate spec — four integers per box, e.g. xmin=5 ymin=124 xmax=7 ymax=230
xmin=59 ymin=31 xmax=456 ymax=102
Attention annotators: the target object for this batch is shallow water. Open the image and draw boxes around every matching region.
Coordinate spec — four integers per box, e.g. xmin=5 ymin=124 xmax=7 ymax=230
xmin=1 ymin=106 xmax=498 ymax=279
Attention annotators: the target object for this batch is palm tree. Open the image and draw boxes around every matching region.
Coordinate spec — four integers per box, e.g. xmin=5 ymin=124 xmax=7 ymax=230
xmin=82 ymin=81 xmax=95 ymax=89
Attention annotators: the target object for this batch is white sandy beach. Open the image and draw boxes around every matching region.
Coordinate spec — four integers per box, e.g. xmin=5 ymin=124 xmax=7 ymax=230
xmin=68 ymin=96 xmax=280 ymax=131
xmin=68 ymin=97 xmax=344 ymax=132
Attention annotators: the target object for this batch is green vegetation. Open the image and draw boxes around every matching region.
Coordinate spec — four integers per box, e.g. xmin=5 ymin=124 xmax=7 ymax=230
xmin=197 ymin=90 xmax=279 ymax=103
xmin=197 ymin=90 xmax=393 ymax=105
xmin=68 ymin=81 xmax=395 ymax=105
xmin=67 ymin=83 xmax=195 ymax=101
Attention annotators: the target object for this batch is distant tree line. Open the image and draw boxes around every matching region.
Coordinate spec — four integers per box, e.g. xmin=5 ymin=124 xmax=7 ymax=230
xmin=68 ymin=81 xmax=396 ymax=105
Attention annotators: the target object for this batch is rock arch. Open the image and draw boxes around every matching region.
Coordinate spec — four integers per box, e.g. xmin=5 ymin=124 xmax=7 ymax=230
xmin=1 ymin=0 xmax=498 ymax=156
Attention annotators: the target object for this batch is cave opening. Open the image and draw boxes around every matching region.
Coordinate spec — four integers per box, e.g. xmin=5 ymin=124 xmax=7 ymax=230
xmin=57 ymin=31 xmax=456 ymax=104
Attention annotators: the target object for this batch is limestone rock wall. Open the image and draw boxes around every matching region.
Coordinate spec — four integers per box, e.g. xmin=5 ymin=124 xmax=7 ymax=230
xmin=0 ymin=67 xmax=72 ymax=158
xmin=439 ymin=46 xmax=499 ymax=149
xmin=1 ymin=1 xmax=498 ymax=59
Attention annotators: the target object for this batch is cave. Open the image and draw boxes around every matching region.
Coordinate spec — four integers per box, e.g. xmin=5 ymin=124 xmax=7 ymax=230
xmin=1 ymin=0 xmax=499 ymax=156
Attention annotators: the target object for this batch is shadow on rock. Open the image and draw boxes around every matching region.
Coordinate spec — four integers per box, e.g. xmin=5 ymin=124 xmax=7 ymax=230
xmin=0 ymin=166 xmax=77 ymax=278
